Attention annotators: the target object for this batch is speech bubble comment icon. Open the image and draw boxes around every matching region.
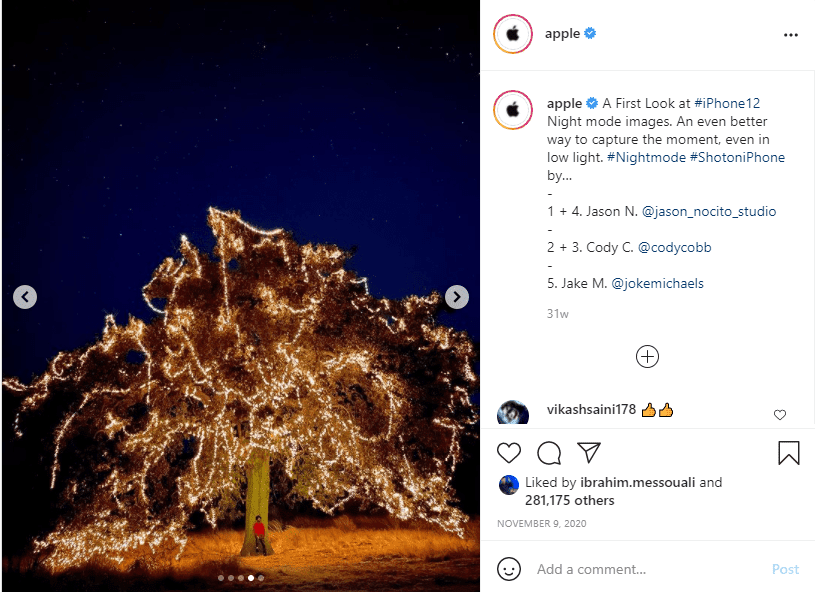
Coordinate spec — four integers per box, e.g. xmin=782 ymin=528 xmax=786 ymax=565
xmin=537 ymin=441 xmax=562 ymax=465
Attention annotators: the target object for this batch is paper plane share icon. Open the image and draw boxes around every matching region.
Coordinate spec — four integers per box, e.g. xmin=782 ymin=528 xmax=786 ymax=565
xmin=577 ymin=442 xmax=601 ymax=464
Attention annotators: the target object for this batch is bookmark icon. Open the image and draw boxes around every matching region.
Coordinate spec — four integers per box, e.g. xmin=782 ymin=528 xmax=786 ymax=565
xmin=778 ymin=441 xmax=800 ymax=465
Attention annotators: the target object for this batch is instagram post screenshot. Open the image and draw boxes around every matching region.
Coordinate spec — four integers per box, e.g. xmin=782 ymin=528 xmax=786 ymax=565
xmin=2 ymin=1 xmax=813 ymax=591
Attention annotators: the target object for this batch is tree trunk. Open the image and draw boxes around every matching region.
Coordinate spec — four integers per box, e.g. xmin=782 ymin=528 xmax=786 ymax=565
xmin=239 ymin=449 xmax=273 ymax=556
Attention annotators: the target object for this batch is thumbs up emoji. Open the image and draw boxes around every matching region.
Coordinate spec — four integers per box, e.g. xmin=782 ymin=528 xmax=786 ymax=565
xmin=642 ymin=403 xmax=656 ymax=417
xmin=659 ymin=403 xmax=673 ymax=417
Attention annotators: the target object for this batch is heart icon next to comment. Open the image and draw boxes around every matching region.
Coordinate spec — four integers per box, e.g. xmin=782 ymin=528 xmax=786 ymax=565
xmin=497 ymin=442 xmax=522 ymax=463
xmin=774 ymin=410 xmax=786 ymax=420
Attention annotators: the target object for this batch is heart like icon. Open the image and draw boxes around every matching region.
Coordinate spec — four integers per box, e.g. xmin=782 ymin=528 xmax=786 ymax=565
xmin=774 ymin=410 xmax=786 ymax=420
xmin=497 ymin=442 xmax=521 ymax=463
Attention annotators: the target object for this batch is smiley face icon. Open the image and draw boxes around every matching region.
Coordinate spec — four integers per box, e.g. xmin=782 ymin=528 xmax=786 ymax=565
xmin=497 ymin=557 xmax=521 ymax=581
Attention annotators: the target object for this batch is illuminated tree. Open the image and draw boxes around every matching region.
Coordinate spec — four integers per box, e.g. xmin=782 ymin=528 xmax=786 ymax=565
xmin=3 ymin=208 xmax=478 ymax=569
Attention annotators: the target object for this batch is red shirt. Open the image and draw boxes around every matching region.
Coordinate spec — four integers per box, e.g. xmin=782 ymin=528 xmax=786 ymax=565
xmin=253 ymin=522 xmax=265 ymax=536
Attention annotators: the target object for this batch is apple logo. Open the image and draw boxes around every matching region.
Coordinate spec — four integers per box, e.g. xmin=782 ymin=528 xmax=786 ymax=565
xmin=506 ymin=25 xmax=519 ymax=42
xmin=506 ymin=102 xmax=520 ymax=118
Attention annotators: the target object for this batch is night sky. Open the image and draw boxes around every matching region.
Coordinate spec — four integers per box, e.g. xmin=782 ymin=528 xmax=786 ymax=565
xmin=3 ymin=1 xmax=478 ymax=377
xmin=2 ymin=0 xmax=479 ymax=548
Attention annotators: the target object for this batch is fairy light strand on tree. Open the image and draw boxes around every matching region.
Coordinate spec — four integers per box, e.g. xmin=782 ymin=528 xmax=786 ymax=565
xmin=3 ymin=208 xmax=478 ymax=571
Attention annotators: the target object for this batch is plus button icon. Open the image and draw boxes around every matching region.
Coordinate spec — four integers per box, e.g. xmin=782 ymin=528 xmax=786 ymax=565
xmin=636 ymin=345 xmax=659 ymax=368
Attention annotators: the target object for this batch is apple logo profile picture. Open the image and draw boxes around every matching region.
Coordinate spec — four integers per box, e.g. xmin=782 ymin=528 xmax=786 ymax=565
xmin=494 ymin=15 xmax=533 ymax=54
xmin=494 ymin=91 xmax=533 ymax=130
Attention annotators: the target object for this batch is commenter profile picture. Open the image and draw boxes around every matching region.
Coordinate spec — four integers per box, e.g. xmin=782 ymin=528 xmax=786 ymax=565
xmin=497 ymin=400 xmax=529 ymax=424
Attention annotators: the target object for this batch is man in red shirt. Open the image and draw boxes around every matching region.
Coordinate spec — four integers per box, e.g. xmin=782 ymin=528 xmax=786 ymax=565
xmin=253 ymin=515 xmax=268 ymax=556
